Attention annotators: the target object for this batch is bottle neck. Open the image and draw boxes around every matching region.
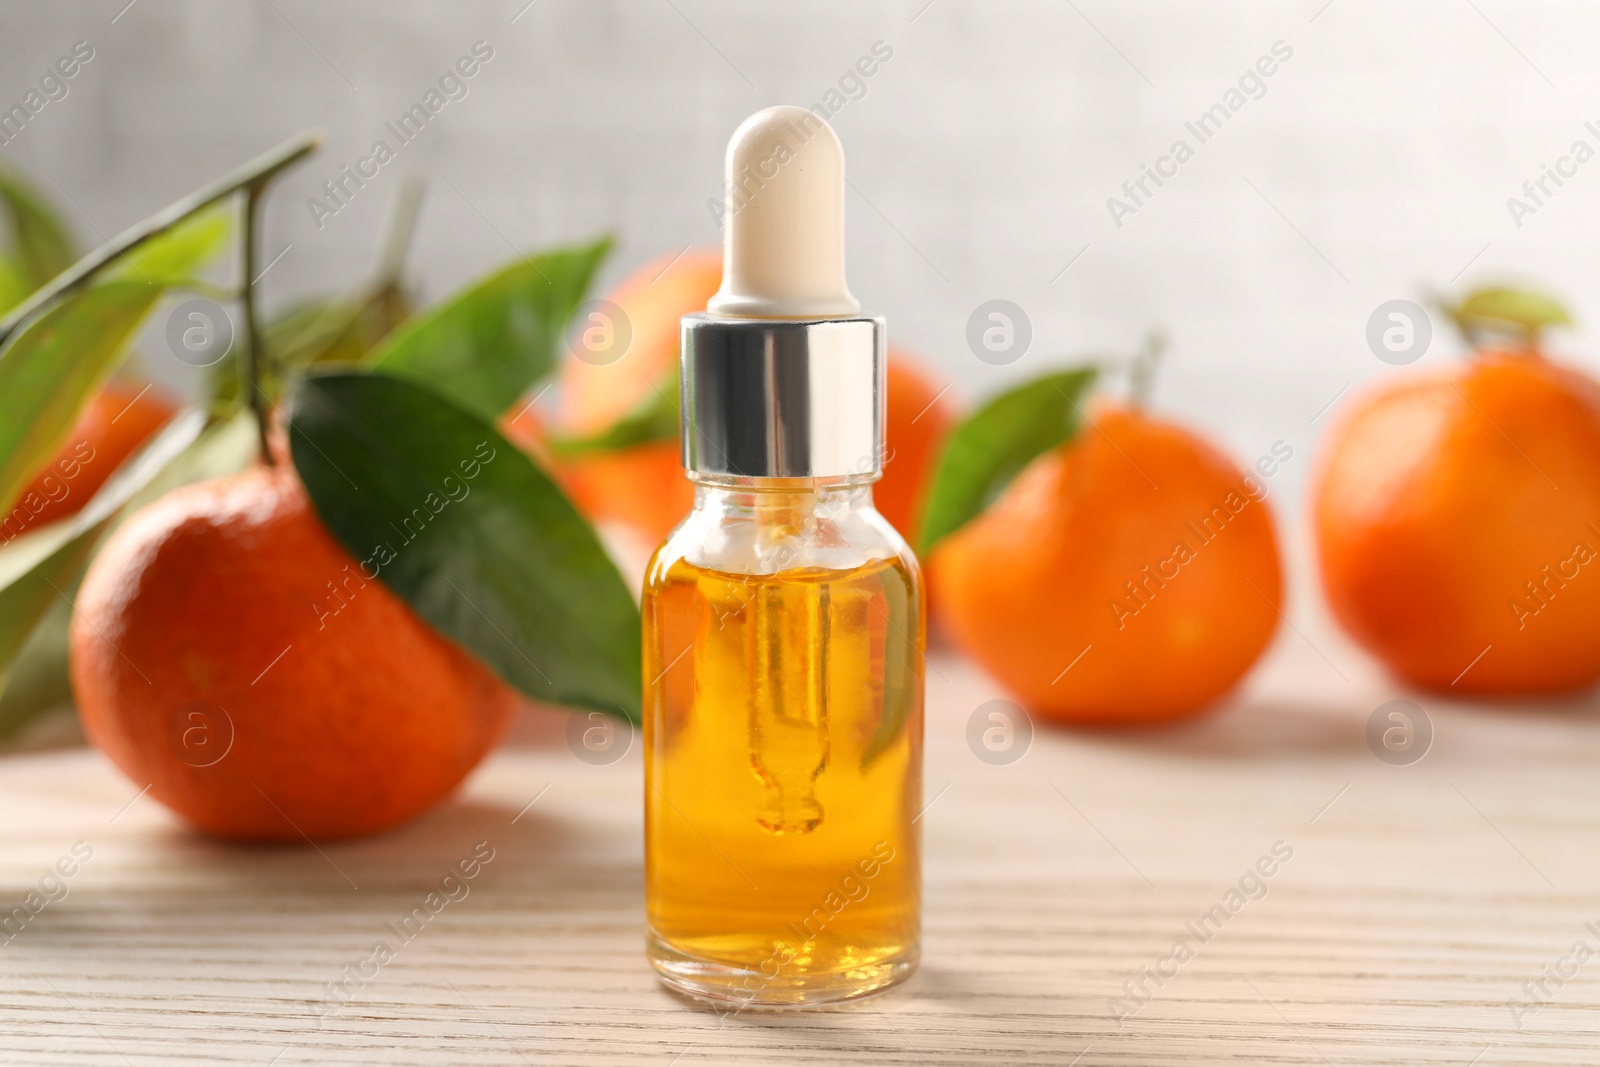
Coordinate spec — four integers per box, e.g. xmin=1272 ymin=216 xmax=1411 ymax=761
xmin=666 ymin=473 xmax=907 ymax=578
xmin=689 ymin=473 xmax=878 ymax=519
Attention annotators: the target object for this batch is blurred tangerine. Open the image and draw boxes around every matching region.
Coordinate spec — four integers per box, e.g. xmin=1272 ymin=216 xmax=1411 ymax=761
xmin=1314 ymin=345 xmax=1600 ymax=694
xmin=8 ymin=380 xmax=176 ymax=537
xmin=931 ymin=404 xmax=1283 ymax=724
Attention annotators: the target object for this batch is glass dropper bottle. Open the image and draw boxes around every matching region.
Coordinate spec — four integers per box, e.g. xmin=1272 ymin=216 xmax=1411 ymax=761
xmin=642 ymin=105 xmax=925 ymax=1008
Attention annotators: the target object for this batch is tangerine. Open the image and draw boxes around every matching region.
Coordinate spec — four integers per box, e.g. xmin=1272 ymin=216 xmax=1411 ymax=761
xmin=879 ymin=355 xmax=954 ymax=541
xmin=931 ymin=405 xmax=1283 ymax=724
xmin=70 ymin=464 xmax=516 ymax=840
xmin=9 ymin=381 xmax=176 ymax=537
xmin=1314 ymin=348 xmax=1600 ymax=693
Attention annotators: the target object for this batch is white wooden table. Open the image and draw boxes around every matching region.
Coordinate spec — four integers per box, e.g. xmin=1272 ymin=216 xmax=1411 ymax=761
xmin=1 ymin=636 xmax=1596 ymax=1065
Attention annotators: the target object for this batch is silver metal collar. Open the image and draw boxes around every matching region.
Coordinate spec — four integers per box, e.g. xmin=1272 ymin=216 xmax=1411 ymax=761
xmin=679 ymin=313 xmax=885 ymax=480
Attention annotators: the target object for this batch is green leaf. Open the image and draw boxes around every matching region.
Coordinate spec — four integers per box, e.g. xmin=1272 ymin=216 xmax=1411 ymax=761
xmin=374 ymin=237 xmax=610 ymax=421
xmin=0 ymin=523 xmax=100 ymax=720
xmin=918 ymin=367 xmax=1098 ymax=554
xmin=127 ymin=408 xmax=260 ymax=499
xmin=0 ymin=279 xmax=164 ymax=518
xmin=0 ymin=409 xmax=213 ymax=726
xmin=108 ymin=203 xmax=231 ymax=285
xmin=0 ymin=523 xmax=94 ymax=675
xmin=547 ymin=368 xmax=680 ymax=458
xmin=288 ymin=370 xmax=642 ymax=722
xmin=0 ymin=257 xmax=27 ymax=317
xmin=0 ymin=596 xmax=72 ymax=739
xmin=1451 ymin=286 xmax=1572 ymax=341
xmin=0 ymin=169 xmax=77 ymax=290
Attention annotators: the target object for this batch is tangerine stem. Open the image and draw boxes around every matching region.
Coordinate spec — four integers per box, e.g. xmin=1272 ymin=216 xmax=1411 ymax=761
xmin=0 ymin=131 xmax=321 ymax=347
xmin=1128 ymin=332 xmax=1167 ymax=410
xmin=241 ymin=183 xmax=272 ymax=466
xmin=376 ymin=178 xmax=424 ymax=291
xmin=1437 ymin=285 xmax=1570 ymax=357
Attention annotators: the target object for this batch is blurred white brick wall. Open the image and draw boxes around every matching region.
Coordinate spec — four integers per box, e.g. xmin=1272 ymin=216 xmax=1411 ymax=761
xmin=3 ymin=0 xmax=1599 ymax=539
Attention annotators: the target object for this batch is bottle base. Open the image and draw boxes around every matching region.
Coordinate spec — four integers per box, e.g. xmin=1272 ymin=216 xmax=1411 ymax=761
xmin=647 ymin=930 xmax=919 ymax=1009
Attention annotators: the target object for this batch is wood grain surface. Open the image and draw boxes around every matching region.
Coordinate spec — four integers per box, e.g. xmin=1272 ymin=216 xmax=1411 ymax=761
xmin=1 ymin=642 xmax=1597 ymax=1065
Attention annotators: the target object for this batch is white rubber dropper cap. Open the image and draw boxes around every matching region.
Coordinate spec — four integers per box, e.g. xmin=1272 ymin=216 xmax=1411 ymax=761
xmin=706 ymin=105 xmax=861 ymax=319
